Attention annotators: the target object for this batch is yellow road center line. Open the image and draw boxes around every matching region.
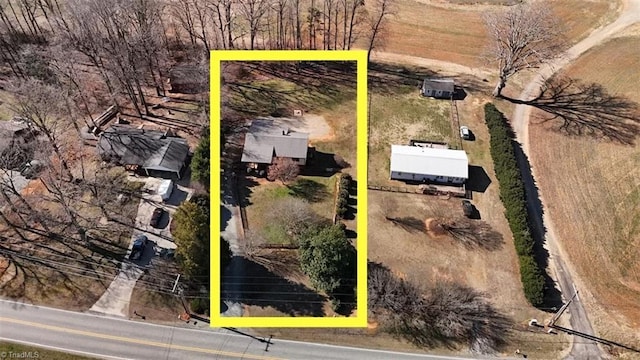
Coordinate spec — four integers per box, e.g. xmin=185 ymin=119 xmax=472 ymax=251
xmin=0 ymin=317 xmax=284 ymax=360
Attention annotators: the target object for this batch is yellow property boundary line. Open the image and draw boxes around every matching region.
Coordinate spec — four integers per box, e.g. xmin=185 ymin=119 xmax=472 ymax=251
xmin=210 ymin=50 xmax=368 ymax=328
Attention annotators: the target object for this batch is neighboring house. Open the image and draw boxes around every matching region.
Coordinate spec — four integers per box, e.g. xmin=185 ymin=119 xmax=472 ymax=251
xmin=420 ymin=78 xmax=455 ymax=99
xmin=241 ymin=119 xmax=310 ymax=169
xmin=97 ymin=124 xmax=190 ymax=179
xmin=390 ymin=145 xmax=468 ymax=184
xmin=0 ymin=119 xmax=37 ymax=170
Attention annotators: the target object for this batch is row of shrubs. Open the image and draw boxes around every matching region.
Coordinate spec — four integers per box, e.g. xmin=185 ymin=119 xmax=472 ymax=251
xmin=335 ymin=173 xmax=352 ymax=219
xmin=484 ymin=103 xmax=545 ymax=307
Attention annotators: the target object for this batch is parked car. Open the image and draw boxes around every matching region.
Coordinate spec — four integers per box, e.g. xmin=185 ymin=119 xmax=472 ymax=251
xmin=150 ymin=207 xmax=164 ymax=228
xmin=460 ymin=126 xmax=470 ymax=140
xmin=462 ymin=200 xmax=475 ymax=218
xmin=129 ymin=234 xmax=148 ymax=260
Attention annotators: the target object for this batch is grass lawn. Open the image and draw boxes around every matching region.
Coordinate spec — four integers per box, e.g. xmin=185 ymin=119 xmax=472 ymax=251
xmin=0 ymin=341 xmax=98 ymax=360
xmin=224 ymin=62 xmax=356 ymax=117
xmin=528 ymin=34 xmax=640 ymax=353
xmin=368 ymin=83 xmax=453 ymax=185
xmin=245 ymin=175 xmax=338 ymax=244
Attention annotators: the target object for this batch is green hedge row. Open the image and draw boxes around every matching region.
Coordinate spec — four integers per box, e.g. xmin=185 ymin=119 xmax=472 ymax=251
xmin=336 ymin=173 xmax=352 ymax=219
xmin=484 ymin=103 xmax=545 ymax=307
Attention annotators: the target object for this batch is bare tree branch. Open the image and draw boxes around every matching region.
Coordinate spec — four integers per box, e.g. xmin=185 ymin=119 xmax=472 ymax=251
xmin=483 ymin=2 xmax=566 ymax=96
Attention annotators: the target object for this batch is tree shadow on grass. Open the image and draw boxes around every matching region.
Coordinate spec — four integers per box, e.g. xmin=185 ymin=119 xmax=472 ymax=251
xmin=301 ymin=151 xmax=347 ymax=177
xmin=502 ymin=76 xmax=640 ymax=145
xmin=236 ymin=174 xmax=260 ymax=208
xmin=221 ymin=255 xmax=327 ymax=317
xmin=287 ymin=179 xmax=328 ymax=203
xmin=385 ymin=216 xmax=426 ymax=234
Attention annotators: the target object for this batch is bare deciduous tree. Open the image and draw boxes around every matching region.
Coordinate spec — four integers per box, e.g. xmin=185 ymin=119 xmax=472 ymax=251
xmin=10 ymin=79 xmax=73 ymax=180
xmin=238 ymin=0 xmax=270 ymax=50
xmin=267 ymin=157 xmax=300 ymax=183
xmin=365 ymin=0 xmax=395 ymax=63
xmin=265 ymin=197 xmax=327 ymax=239
xmin=483 ymin=2 xmax=566 ymax=97
xmin=368 ymin=264 xmax=511 ymax=354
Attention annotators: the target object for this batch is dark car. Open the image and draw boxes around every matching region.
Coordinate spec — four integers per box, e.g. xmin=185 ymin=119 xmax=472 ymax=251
xmin=150 ymin=207 xmax=165 ymax=228
xmin=129 ymin=235 xmax=148 ymax=260
xmin=462 ymin=200 xmax=475 ymax=218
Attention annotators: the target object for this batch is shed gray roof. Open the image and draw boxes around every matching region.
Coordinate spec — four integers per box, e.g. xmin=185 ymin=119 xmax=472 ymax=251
xmin=241 ymin=119 xmax=309 ymax=164
xmin=422 ymin=78 xmax=455 ymax=92
xmin=97 ymin=124 xmax=189 ymax=174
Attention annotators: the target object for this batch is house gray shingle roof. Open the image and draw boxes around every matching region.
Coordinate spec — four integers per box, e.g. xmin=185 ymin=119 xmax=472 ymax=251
xmin=422 ymin=78 xmax=455 ymax=92
xmin=97 ymin=124 xmax=189 ymax=174
xmin=241 ymin=119 xmax=309 ymax=164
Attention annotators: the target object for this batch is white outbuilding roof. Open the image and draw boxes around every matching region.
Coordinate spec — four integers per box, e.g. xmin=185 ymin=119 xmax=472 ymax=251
xmin=390 ymin=145 xmax=469 ymax=179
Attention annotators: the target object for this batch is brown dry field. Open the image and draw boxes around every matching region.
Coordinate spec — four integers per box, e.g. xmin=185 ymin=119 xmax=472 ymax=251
xmin=528 ymin=34 xmax=640 ymax=356
xmin=379 ymin=0 xmax=621 ymax=68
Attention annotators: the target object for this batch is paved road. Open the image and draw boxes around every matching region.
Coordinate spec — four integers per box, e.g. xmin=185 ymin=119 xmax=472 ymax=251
xmin=510 ymin=1 xmax=640 ymax=359
xmin=0 ymin=299 xmax=506 ymax=360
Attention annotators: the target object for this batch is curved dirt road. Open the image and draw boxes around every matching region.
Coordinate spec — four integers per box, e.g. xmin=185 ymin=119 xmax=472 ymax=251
xmin=510 ymin=1 xmax=640 ymax=359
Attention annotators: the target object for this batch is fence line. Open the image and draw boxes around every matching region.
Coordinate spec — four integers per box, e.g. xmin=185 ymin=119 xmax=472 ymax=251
xmin=367 ymin=183 xmax=466 ymax=198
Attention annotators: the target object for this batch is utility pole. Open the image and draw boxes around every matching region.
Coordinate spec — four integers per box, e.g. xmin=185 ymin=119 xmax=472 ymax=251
xmin=549 ymin=288 xmax=578 ymax=327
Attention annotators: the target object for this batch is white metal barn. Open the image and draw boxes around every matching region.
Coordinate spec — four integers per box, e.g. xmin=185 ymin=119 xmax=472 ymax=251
xmin=389 ymin=145 xmax=468 ymax=184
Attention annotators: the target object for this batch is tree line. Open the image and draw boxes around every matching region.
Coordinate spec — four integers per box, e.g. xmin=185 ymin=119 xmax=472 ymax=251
xmin=484 ymin=103 xmax=545 ymax=306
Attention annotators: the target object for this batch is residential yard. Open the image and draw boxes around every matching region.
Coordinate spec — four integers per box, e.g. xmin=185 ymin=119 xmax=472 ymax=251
xmin=244 ymin=175 xmax=338 ymax=244
xmin=0 ymin=154 xmax=138 ymax=310
xmin=376 ymin=0 xmax=621 ymax=68
xmin=368 ymin=82 xmax=453 ymax=186
xmin=357 ymin=62 xmax=571 ymax=358
xmin=224 ymin=61 xmax=359 ymax=317
xmin=528 ymin=34 xmax=640 ymax=355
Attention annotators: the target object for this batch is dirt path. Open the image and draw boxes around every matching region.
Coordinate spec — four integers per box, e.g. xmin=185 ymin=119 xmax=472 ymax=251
xmin=510 ymin=1 xmax=640 ymax=359
xmin=371 ymin=51 xmax=493 ymax=78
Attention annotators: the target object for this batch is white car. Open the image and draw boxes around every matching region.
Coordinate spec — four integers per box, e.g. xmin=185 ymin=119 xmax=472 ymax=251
xmin=460 ymin=126 xmax=470 ymax=140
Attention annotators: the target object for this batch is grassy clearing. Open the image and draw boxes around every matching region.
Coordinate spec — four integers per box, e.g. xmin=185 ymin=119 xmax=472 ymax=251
xmin=128 ymin=283 xmax=184 ymax=322
xmin=367 ymin=190 xmax=563 ymax=357
xmin=245 ymin=175 xmax=338 ymax=243
xmin=528 ymin=35 xmax=640 ymax=352
xmin=368 ymin=82 xmax=452 ymax=185
xmin=0 ymin=342 xmax=97 ymax=360
xmin=312 ymin=100 xmax=358 ymax=171
xmin=224 ymin=62 xmax=356 ymax=116
xmin=379 ymin=0 xmax=620 ymax=68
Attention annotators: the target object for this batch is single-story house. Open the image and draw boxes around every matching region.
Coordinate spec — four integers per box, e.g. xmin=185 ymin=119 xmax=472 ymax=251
xmin=420 ymin=78 xmax=455 ymax=99
xmin=241 ymin=119 xmax=310 ymax=169
xmin=390 ymin=145 xmax=468 ymax=184
xmin=97 ymin=124 xmax=190 ymax=179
